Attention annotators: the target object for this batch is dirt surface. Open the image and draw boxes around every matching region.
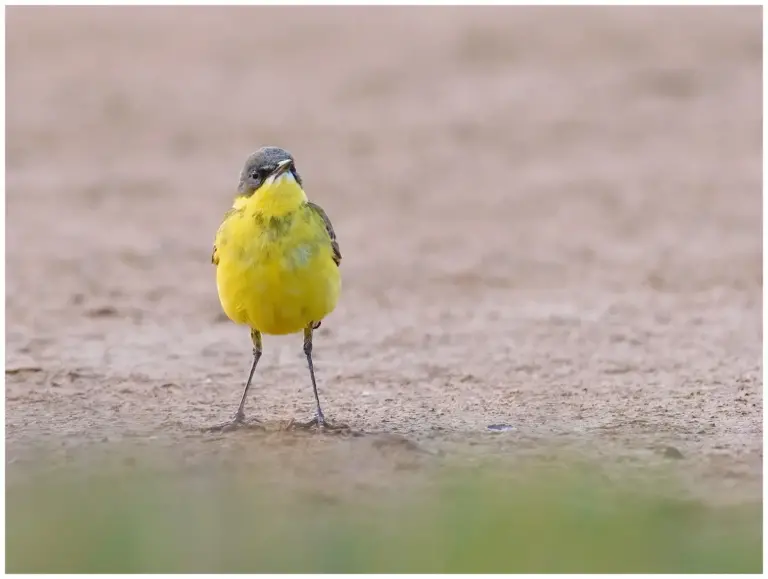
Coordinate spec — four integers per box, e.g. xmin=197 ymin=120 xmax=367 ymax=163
xmin=6 ymin=7 xmax=762 ymax=502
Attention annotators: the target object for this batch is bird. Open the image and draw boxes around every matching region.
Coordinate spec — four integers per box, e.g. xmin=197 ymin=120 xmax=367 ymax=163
xmin=209 ymin=146 xmax=342 ymax=431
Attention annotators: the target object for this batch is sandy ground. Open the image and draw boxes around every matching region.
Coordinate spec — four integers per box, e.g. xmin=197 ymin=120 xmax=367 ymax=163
xmin=6 ymin=7 xmax=762 ymax=502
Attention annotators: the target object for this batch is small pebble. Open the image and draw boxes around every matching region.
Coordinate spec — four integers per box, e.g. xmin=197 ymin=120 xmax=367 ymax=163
xmin=663 ymin=446 xmax=684 ymax=459
xmin=487 ymin=423 xmax=515 ymax=432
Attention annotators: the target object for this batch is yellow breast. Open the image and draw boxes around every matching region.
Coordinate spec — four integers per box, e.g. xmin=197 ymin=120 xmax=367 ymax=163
xmin=213 ymin=177 xmax=341 ymax=335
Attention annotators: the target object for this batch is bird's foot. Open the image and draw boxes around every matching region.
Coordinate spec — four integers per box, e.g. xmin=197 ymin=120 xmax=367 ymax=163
xmin=203 ymin=411 xmax=262 ymax=433
xmin=288 ymin=413 xmax=349 ymax=432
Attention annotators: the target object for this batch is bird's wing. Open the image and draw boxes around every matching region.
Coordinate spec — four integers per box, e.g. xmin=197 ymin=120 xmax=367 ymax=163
xmin=307 ymin=201 xmax=341 ymax=266
xmin=211 ymin=222 xmax=223 ymax=266
xmin=211 ymin=209 xmax=237 ymax=266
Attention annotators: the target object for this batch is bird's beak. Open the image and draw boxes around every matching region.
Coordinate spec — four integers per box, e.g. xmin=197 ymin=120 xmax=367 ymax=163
xmin=271 ymin=158 xmax=293 ymax=178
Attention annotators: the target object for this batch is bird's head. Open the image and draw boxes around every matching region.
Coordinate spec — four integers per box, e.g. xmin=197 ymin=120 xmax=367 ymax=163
xmin=237 ymin=146 xmax=304 ymax=198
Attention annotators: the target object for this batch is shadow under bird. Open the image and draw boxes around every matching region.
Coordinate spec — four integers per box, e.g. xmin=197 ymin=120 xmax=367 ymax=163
xmin=210 ymin=146 xmax=343 ymax=431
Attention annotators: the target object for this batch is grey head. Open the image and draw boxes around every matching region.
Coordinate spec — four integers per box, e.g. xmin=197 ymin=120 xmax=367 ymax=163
xmin=237 ymin=146 xmax=303 ymax=196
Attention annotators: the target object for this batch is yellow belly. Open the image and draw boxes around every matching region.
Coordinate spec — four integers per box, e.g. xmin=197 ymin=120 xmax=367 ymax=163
xmin=215 ymin=212 xmax=341 ymax=336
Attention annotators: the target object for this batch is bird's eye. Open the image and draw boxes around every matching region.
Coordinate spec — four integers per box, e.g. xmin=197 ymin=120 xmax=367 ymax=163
xmin=250 ymin=167 xmax=274 ymax=181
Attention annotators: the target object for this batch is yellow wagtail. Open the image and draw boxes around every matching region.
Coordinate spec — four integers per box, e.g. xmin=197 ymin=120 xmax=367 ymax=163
xmin=210 ymin=147 xmax=342 ymax=430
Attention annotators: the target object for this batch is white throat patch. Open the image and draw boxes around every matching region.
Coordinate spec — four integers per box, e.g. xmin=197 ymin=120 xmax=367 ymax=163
xmin=265 ymin=171 xmax=296 ymax=188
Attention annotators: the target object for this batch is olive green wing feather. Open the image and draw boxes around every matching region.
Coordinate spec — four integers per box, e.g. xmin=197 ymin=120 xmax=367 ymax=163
xmin=307 ymin=201 xmax=341 ymax=266
xmin=211 ymin=222 xmax=224 ymax=266
xmin=212 ymin=207 xmax=244 ymax=266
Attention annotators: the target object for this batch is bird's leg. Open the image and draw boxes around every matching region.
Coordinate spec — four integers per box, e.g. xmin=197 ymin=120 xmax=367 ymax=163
xmin=205 ymin=329 xmax=262 ymax=432
xmin=304 ymin=324 xmax=327 ymax=427
xmin=290 ymin=324 xmax=347 ymax=431
xmin=235 ymin=329 xmax=263 ymax=421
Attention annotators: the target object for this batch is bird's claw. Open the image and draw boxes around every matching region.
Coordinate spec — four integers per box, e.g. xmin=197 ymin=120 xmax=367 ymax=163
xmin=287 ymin=414 xmax=349 ymax=432
xmin=203 ymin=412 xmax=262 ymax=433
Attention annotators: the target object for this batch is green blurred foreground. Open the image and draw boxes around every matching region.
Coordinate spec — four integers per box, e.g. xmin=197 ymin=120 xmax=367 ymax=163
xmin=6 ymin=451 xmax=761 ymax=573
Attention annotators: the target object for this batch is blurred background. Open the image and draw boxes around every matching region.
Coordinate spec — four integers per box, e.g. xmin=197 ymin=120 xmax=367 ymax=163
xmin=5 ymin=6 xmax=762 ymax=572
